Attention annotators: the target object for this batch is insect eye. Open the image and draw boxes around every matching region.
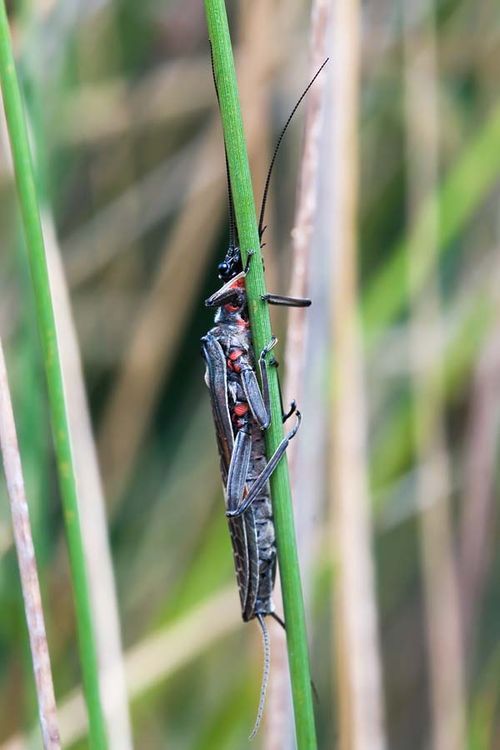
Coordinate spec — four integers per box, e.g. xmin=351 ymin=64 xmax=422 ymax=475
xmin=218 ymin=262 xmax=229 ymax=279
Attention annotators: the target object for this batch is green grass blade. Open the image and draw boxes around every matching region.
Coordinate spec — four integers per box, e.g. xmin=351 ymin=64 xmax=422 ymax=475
xmin=203 ymin=2 xmax=317 ymax=747
xmin=0 ymin=4 xmax=107 ymax=747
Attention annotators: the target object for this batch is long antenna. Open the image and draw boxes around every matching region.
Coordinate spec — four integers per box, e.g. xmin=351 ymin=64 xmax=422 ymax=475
xmin=210 ymin=43 xmax=238 ymax=249
xmin=258 ymin=57 xmax=329 ymax=240
xmin=249 ymin=614 xmax=271 ymax=740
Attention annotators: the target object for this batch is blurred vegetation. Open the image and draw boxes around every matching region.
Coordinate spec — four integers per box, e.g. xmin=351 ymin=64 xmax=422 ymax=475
xmin=0 ymin=0 xmax=500 ymax=748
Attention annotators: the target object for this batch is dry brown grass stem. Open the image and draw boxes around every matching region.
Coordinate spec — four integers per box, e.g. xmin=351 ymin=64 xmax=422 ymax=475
xmin=403 ymin=4 xmax=466 ymax=749
xmin=329 ymin=1 xmax=386 ymax=748
xmin=284 ymin=0 xmax=330 ymax=483
xmin=0 ymin=339 xmax=60 ymax=750
xmin=459 ymin=303 xmax=500 ymax=665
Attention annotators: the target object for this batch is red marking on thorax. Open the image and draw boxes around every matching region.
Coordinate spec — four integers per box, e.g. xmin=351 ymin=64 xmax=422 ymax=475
xmin=230 ymin=278 xmax=245 ymax=289
xmin=234 ymin=403 xmax=249 ymax=417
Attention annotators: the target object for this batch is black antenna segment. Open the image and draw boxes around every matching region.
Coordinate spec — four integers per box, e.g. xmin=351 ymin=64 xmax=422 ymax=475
xmin=258 ymin=57 xmax=329 ymax=241
xmin=210 ymin=44 xmax=238 ymax=250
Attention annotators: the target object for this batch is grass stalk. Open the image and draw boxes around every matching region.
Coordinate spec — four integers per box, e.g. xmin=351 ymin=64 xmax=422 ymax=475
xmin=0 ymin=4 xmax=107 ymax=747
xmin=0 ymin=338 xmax=60 ymax=750
xmin=329 ymin=1 xmax=386 ymax=747
xmin=459 ymin=323 xmax=500 ymax=662
xmin=203 ymin=1 xmax=317 ymax=746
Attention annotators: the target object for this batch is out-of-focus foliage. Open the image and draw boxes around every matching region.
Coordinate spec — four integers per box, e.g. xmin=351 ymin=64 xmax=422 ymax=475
xmin=0 ymin=0 xmax=500 ymax=747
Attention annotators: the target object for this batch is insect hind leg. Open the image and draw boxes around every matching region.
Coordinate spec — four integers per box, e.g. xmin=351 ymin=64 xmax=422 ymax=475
xmin=269 ymin=611 xmax=286 ymax=630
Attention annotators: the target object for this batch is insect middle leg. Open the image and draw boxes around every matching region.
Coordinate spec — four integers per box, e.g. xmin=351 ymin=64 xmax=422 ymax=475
xmin=226 ymin=411 xmax=302 ymax=518
xmin=242 ymin=337 xmax=296 ymax=426
xmin=244 ymin=252 xmax=311 ymax=308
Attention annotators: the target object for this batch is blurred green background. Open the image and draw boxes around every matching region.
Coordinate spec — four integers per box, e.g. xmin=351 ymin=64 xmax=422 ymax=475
xmin=1 ymin=0 xmax=500 ymax=748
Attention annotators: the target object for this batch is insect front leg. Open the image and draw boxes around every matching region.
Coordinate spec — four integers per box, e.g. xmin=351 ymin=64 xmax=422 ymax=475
xmin=257 ymin=336 xmax=278 ymax=417
xmin=243 ymin=248 xmax=255 ymax=275
xmin=226 ymin=411 xmax=302 ymax=518
xmin=261 ymin=293 xmax=312 ymax=308
xmin=257 ymin=338 xmax=296 ymax=423
xmin=241 ymin=337 xmax=290 ymax=429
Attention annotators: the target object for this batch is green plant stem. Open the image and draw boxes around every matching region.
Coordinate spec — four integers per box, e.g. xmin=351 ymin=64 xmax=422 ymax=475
xmin=0 ymin=5 xmax=107 ymax=748
xmin=203 ymin=2 xmax=317 ymax=747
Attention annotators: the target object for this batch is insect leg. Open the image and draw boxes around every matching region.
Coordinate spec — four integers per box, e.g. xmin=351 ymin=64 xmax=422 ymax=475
xmin=241 ymin=369 xmax=270 ymax=430
xmin=262 ymin=293 xmax=312 ymax=307
xmin=282 ymin=399 xmax=297 ymax=423
xmin=239 ymin=337 xmax=278 ymax=430
xmin=226 ymin=425 xmax=252 ymax=513
xmin=257 ymin=339 xmax=296 ymax=422
xmin=269 ymin=611 xmax=286 ymax=630
xmin=243 ymin=249 xmax=255 ymax=275
xmin=257 ymin=336 xmax=278 ymax=417
xmin=226 ymin=411 xmax=302 ymax=518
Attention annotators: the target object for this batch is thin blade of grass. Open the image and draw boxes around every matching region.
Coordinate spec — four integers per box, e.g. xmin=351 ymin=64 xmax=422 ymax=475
xmin=14 ymin=11 xmax=133 ymax=738
xmin=0 ymin=4 xmax=107 ymax=746
xmin=204 ymin=1 xmax=317 ymax=745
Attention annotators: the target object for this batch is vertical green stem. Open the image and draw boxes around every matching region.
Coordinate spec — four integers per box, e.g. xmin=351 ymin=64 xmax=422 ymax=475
xmin=204 ymin=2 xmax=317 ymax=747
xmin=0 ymin=5 xmax=107 ymax=748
